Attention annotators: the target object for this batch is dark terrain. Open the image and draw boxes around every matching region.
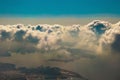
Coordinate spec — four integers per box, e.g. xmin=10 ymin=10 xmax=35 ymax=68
xmin=0 ymin=63 xmax=88 ymax=80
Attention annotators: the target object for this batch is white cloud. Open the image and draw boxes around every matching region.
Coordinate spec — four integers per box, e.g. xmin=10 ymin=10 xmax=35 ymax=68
xmin=100 ymin=21 xmax=120 ymax=53
xmin=0 ymin=20 xmax=120 ymax=56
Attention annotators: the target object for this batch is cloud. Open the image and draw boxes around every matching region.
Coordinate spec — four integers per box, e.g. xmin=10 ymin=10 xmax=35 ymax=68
xmin=0 ymin=20 xmax=120 ymax=80
xmin=86 ymin=20 xmax=111 ymax=36
xmin=0 ymin=20 xmax=120 ymax=57
xmin=99 ymin=21 xmax=120 ymax=53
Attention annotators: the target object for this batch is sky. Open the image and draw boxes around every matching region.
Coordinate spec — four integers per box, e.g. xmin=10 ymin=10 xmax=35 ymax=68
xmin=0 ymin=0 xmax=120 ymax=25
xmin=0 ymin=0 xmax=120 ymax=16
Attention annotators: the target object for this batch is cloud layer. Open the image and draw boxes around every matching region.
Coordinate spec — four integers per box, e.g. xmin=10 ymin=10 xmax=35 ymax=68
xmin=0 ymin=20 xmax=120 ymax=80
xmin=0 ymin=20 xmax=119 ymax=55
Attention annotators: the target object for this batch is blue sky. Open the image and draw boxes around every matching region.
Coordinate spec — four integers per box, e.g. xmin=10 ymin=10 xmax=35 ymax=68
xmin=0 ymin=0 xmax=120 ymax=17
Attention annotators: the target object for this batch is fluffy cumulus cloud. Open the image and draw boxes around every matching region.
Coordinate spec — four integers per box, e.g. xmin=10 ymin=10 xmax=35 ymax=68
xmin=0 ymin=20 xmax=120 ymax=57
xmin=99 ymin=21 xmax=120 ymax=53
